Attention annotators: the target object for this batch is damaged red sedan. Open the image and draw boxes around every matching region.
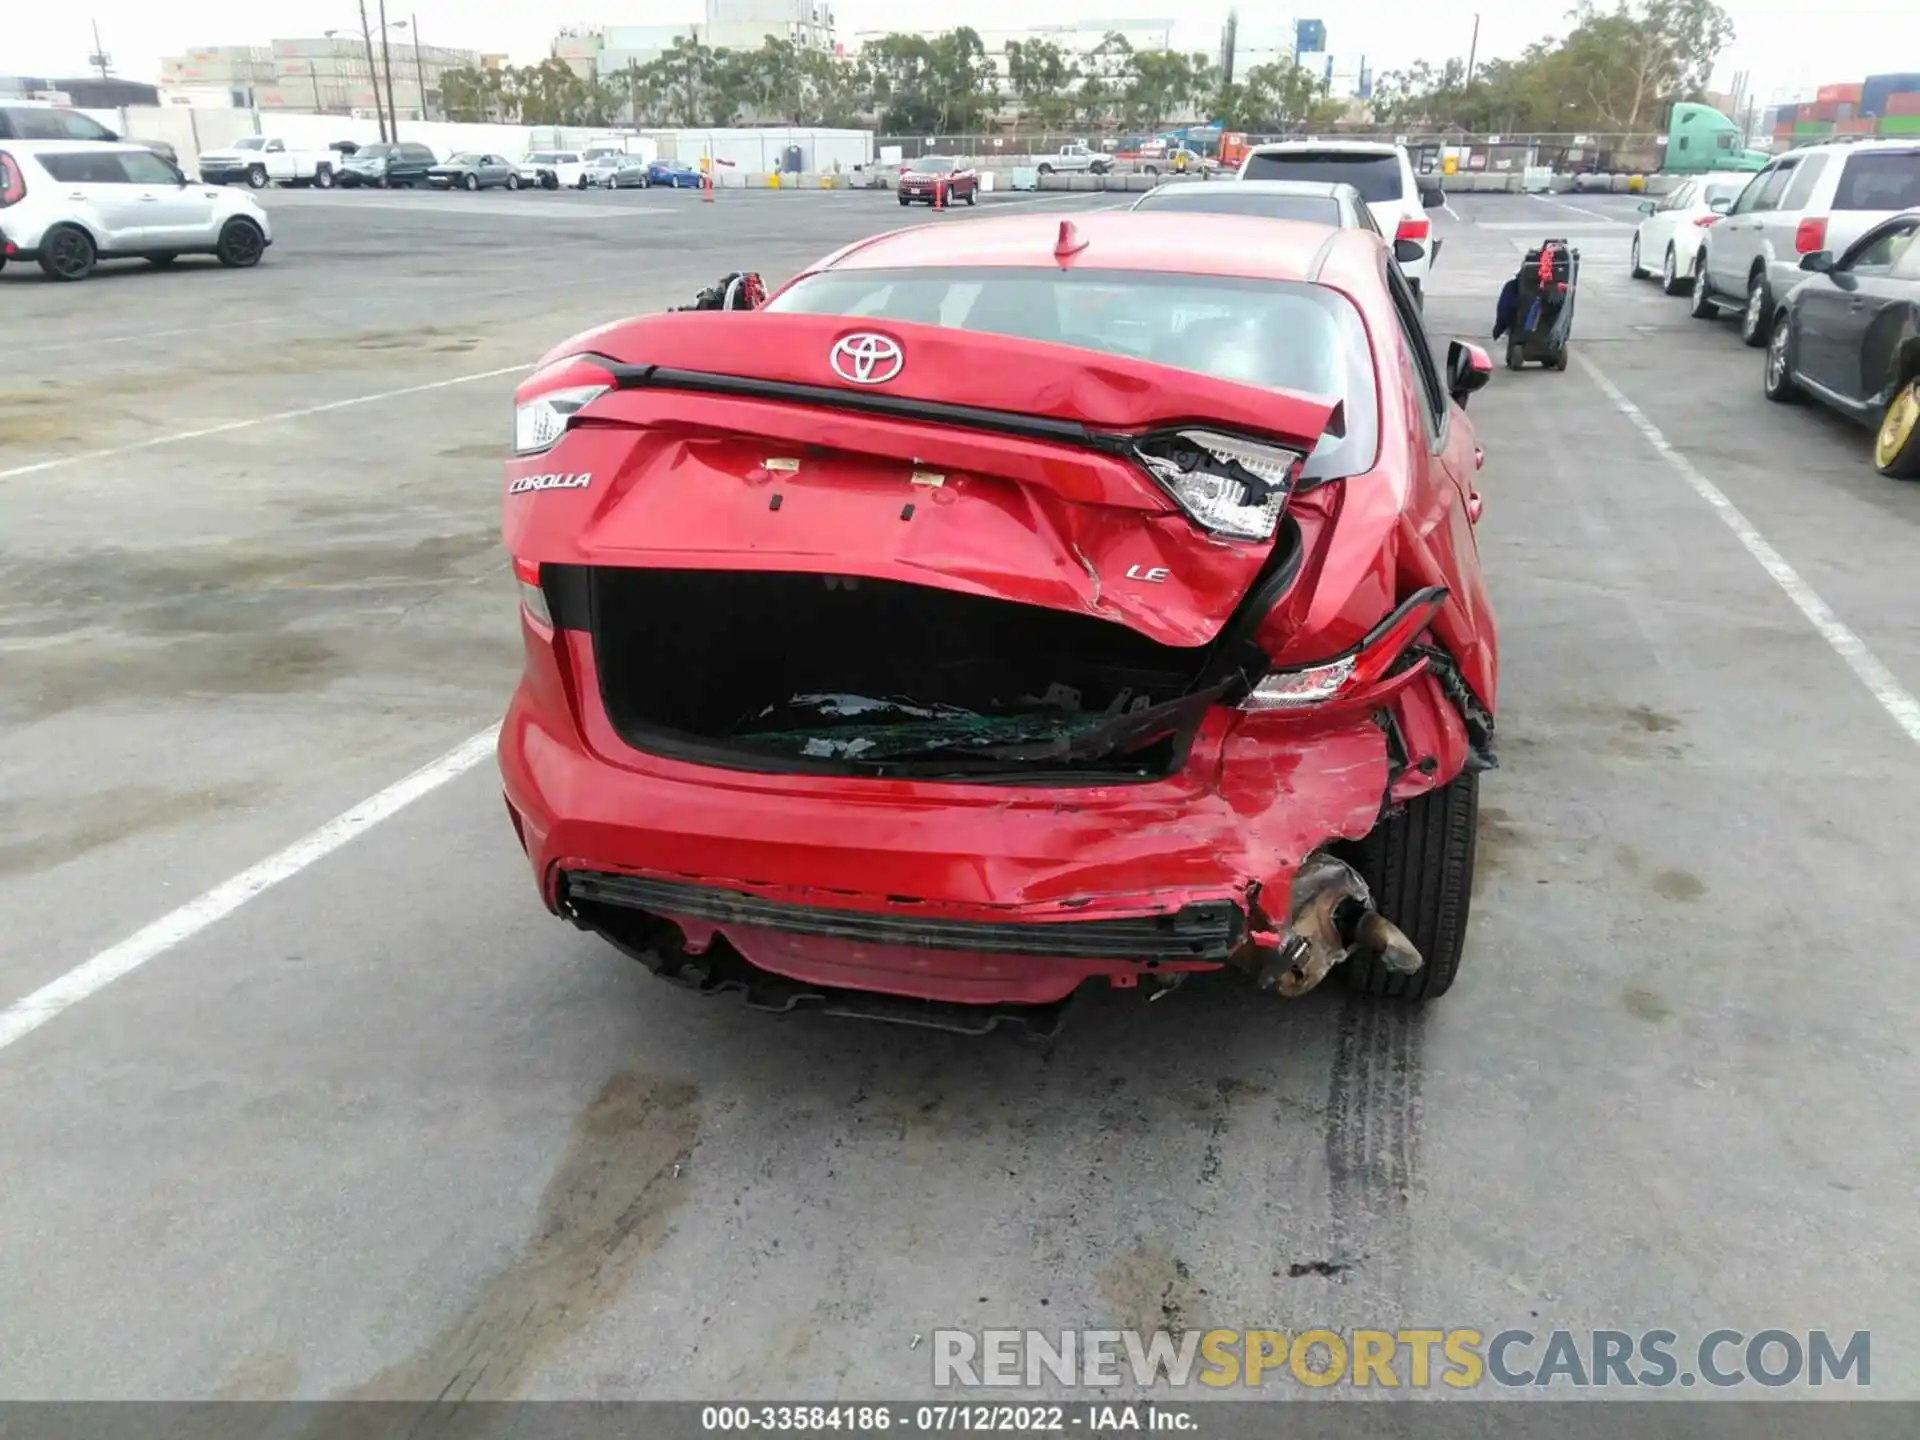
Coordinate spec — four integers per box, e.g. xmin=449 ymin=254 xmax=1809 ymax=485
xmin=498 ymin=212 xmax=1499 ymax=1035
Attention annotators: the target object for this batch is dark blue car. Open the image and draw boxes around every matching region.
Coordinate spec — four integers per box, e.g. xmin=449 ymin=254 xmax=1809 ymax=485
xmin=647 ymin=160 xmax=704 ymax=189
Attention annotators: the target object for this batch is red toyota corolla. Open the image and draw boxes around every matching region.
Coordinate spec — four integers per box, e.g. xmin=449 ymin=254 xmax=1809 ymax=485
xmin=498 ymin=212 xmax=1499 ymax=1036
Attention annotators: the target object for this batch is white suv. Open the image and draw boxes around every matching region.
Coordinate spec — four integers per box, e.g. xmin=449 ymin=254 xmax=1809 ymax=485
xmin=0 ymin=140 xmax=272 ymax=281
xmin=1691 ymin=139 xmax=1920 ymax=345
xmin=1237 ymin=140 xmax=1446 ymax=297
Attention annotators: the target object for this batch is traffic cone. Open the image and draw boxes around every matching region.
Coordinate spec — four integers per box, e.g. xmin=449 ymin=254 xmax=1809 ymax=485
xmin=934 ymin=178 xmax=944 ymax=212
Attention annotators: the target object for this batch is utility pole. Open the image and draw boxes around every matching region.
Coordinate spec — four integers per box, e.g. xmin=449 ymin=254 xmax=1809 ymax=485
xmin=378 ymin=0 xmax=401 ymax=138
xmin=1220 ymin=8 xmax=1238 ymax=87
xmin=358 ymin=0 xmax=389 ymax=141
xmin=1465 ymin=12 xmax=1480 ymax=87
xmin=412 ymin=16 xmax=430 ymax=120
xmin=88 ymin=19 xmax=113 ymax=80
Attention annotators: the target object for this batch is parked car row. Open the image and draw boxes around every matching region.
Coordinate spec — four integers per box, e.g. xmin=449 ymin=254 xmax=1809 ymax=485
xmin=1633 ymin=140 xmax=1920 ymax=477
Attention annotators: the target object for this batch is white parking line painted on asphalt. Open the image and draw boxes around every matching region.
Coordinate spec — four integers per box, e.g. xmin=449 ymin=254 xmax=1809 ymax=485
xmin=0 ymin=728 xmax=501 ymax=1055
xmin=1580 ymin=354 xmax=1920 ymax=749
xmin=1443 ymin=202 xmax=1462 ymax=221
xmin=0 ymin=364 xmax=532 ymax=481
xmin=1545 ymin=198 xmax=1630 ymax=222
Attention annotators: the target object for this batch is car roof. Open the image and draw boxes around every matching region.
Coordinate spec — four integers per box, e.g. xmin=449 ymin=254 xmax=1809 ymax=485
xmin=0 ymin=137 xmax=148 ymax=153
xmin=821 ymin=211 xmax=1371 ymax=285
xmin=1193 ymin=179 xmax=1348 ymax=197
xmin=1247 ymin=140 xmax=1403 ymax=157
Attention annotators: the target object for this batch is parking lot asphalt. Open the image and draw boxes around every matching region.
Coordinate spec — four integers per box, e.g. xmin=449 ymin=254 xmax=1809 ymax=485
xmin=3 ymin=184 xmax=1919 ymax=1402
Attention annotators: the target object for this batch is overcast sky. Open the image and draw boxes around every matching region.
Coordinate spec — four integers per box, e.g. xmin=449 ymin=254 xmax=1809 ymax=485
xmin=9 ymin=0 xmax=1898 ymax=104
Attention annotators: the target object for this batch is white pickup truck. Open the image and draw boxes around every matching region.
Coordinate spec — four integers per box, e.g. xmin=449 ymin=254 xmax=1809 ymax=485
xmin=196 ymin=135 xmax=341 ymax=189
xmin=1034 ymin=142 xmax=1113 ymax=176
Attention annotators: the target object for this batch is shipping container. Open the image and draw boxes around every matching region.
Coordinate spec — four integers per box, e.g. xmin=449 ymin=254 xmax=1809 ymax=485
xmin=1887 ymin=91 xmax=1920 ymax=117
xmin=1835 ymin=118 xmax=1878 ymax=134
xmin=1862 ymin=72 xmax=1920 ymax=117
xmin=1792 ymin=120 xmax=1834 ymax=135
xmin=1809 ymin=101 xmax=1839 ymax=121
xmin=1816 ymin=82 xmax=1863 ymax=104
xmin=1879 ymin=114 xmax=1920 ymax=134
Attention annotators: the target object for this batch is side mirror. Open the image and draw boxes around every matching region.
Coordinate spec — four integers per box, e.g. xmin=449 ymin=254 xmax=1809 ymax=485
xmin=1420 ymin=185 xmax=1445 ymax=209
xmin=1709 ymin=196 xmax=1733 ymax=214
xmin=1636 ymin=199 xmax=1656 ymax=215
xmin=1447 ymin=340 xmax=1493 ymax=406
xmin=1394 ymin=238 xmax=1425 ymax=264
xmin=1800 ymin=250 xmax=1834 ymax=273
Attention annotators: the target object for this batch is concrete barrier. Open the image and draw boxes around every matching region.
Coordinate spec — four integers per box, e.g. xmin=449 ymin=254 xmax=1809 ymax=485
xmin=1068 ymin=174 xmax=1100 ymax=191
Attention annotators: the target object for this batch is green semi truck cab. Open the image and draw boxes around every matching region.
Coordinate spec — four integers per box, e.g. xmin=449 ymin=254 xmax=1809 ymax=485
xmin=1662 ymin=102 xmax=1770 ymax=173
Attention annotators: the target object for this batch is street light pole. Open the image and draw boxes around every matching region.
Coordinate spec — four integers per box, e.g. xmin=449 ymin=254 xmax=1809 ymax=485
xmin=377 ymin=0 xmax=401 ymax=139
xmin=1465 ymin=12 xmax=1481 ymax=87
xmin=357 ymin=0 xmax=389 ymax=141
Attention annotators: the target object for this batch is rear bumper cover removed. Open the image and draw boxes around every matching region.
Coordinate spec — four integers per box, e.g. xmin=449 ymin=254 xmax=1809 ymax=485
xmin=502 ymin=651 xmax=1475 ymax=1009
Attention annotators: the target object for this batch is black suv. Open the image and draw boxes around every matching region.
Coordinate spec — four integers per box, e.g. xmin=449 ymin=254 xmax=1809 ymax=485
xmin=0 ymin=104 xmax=178 ymax=167
xmin=339 ymin=141 xmax=437 ymax=189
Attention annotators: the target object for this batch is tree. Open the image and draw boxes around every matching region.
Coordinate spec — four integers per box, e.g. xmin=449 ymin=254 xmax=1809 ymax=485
xmin=439 ymin=65 xmax=509 ymax=123
xmin=1122 ymin=49 xmax=1201 ymax=128
xmin=1006 ymin=39 xmax=1074 ymax=126
xmin=1077 ymin=31 xmax=1132 ymax=126
xmin=1558 ymin=0 xmax=1734 ymax=131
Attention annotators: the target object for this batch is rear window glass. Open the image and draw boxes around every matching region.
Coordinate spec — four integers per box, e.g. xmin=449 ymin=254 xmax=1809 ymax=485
xmin=1833 ymin=152 xmax=1920 ymax=211
xmin=36 ymin=150 xmax=125 ymax=183
xmin=1137 ymin=189 xmax=1343 ymax=225
xmin=1242 ymin=151 xmax=1403 ymax=203
xmin=767 ymin=266 xmax=1380 ymax=482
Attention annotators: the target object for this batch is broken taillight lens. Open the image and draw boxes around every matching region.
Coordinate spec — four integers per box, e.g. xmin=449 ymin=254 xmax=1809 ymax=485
xmin=513 ymin=556 xmax=552 ymax=627
xmin=1241 ymin=587 xmax=1448 ymax=711
xmin=512 ymin=354 xmax=614 ymax=456
xmin=1133 ymin=430 xmax=1303 ymax=542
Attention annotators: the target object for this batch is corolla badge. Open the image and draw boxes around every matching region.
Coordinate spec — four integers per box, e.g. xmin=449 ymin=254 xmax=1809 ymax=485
xmin=509 ymin=472 xmax=592 ymax=494
xmin=830 ymin=332 xmax=904 ymax=385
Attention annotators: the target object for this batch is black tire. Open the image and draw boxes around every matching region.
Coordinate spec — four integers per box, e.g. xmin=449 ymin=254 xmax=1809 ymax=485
xmin=1337 ymin=770 xmax=1479 ymax=1000
xmin=463 ymin=173 xmax=480 ymax=192
xmin=1505 ymin=338 xmax=1526 ymax=371
xmin=247 ymin=165 xmax=268 ymax=189
xmin=965 ymin=187 xmax=976 ymax=206
xmin=314 ymin=165 xmax=334 ymax=189
xmin=1875 ymin=377 xmax=1920 ymax=479
xmin=1036 ymin=163 xmax=1054 ymax=175
xmin=1552 ymin=346 xmax=1570 ymax=372
xmin=0 ymin=255 xmax=7 ymax=273
xmin=542 ymin=172 xmax=558 ymax=190
xmin=1629 ymin=233 xmax=1648 ymax=279
xmin=1409 ymin=278 xmax=1423 ymax=312
xmin=215 ymin=217 xmax=265 ymax=269
xmin=899 ymin=195 xmax=910 ymax=206
xmin=1660 ymin=243 xmax=1689 ymax=296
xmin=37 ymin=224 xmax=96 ymax=281
xmin=1740 ymin=269 xmax=1773 ymax=348
xmin=1688 ymin=255 xmax=1719 ymax=319
xmin=1764 ymin=310 xmax=1803 ymax=404
xmin=506 ymin=172 xmax=522 ymax=190
xmin=146 ymin=253 xmax=179 ymax=268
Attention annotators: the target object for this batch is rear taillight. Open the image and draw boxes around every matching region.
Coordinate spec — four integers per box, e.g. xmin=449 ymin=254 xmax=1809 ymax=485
xmin=1241 ymin=588 xmax=1448 ymax=712
xmin=512 ymin=353 xmax=615 ymax=456
xmin=513 ymin=556 xmax=552 ymax=627
xmin=1795 ymin=216 xmax=1828 ymax=254
xmin=0 ymin=153 xmax=25 ymax=208
xmin=1133 ymin=430 xmax=1303 ymax=542
xmin=1692 ymin=214 xmax=1721 ymax=227
xmin=1395 ymin=216 xmax=1430 ymax=243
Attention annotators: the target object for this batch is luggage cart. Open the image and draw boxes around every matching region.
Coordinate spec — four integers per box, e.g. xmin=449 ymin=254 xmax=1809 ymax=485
xmin=1500 ymin=239 xmax=1579 ymax=371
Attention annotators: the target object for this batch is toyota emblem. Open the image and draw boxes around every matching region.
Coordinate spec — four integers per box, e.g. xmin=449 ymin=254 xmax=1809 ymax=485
xmin=830 ymin=332 xmax=904 ymax=385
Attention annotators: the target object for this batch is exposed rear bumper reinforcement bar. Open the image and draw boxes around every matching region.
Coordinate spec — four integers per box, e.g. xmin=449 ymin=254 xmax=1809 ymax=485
xmin=561 ymin=871 xmax=1245 ymax=961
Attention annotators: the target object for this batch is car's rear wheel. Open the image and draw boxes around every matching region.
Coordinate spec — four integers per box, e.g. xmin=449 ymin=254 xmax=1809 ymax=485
xmin=1336 ymin=770 xmax=1478 ymax=1001
xmin=215 ymin=217 xmax=265 ymax=268
xmin=1629 ymin=233 xmax=1648 ymax=278
xmin=38 ymin=224 xmax=96 ymax=281
xmin=1740 ymin=269 xmax=1773 ymax=347
xmin=1661 ymin=243 xmax=1689 ymax=296
xmin=1688 ymin=255 xmax=1718 ymax=318
xmin=1764 ymin=311 xmax=1802 ymax=404
xmin=314 ymin=165 xmax=335 ymax=189
xmin=1875 ymin=377 xmax=1920 ymax=479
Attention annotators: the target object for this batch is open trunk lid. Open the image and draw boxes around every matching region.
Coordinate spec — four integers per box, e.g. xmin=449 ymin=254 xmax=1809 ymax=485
xmin=510 ymin=311 xmax=1342 ymax=648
